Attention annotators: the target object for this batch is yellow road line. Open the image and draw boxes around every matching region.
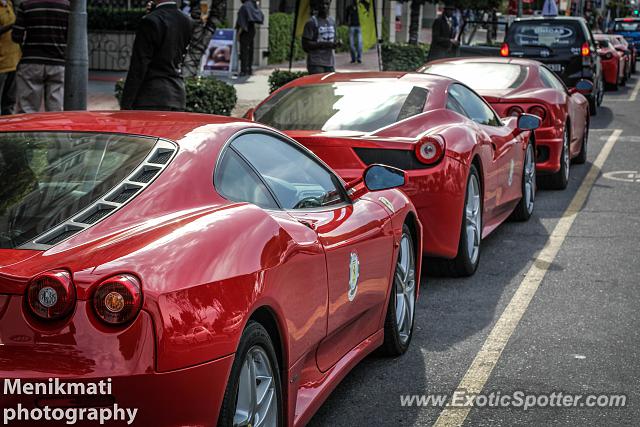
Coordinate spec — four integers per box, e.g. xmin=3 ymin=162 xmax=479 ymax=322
xmin=433 ymin=129 xmax=623 ymax=427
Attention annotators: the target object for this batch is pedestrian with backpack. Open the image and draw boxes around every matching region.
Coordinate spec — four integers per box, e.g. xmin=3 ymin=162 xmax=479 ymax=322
xmin=236 ymin=0 xmax=264 ymax=76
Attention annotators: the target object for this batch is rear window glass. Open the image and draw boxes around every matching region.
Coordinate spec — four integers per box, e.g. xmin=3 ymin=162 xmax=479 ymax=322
xmin=422 ymin=63 xmax=527 ymax=90
xmin=596 ymin=39 xmax=610 ymax=48
xmin=509 ymin=21 xmax=582 ymax=48
xmin=614 ymin=21 xmax=640 ymax=32
xmin=254 ymin=82 xmax=429 ymax=132
xmin=0 ymin=132 xmax=156 ymax=249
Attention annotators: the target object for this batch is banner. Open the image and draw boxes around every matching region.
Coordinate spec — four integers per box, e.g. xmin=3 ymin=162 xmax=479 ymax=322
xmin=200 ymin=29 xmax=238 ymax=76
xmin=359 ymin=0 xmax=377 ymax=51
xmin=295 ymin=0 xmax=311 ymax=38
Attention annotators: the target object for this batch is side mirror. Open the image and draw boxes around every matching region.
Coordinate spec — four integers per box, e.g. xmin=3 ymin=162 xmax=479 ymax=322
xmin=364 ymin=164 xmax=406 ymax=191
xmin=345 ymin=164 xmax=407 ymax=200
xmin=517 ymin=113 xmax=541 ymax=131
xmin=244 ymin=107 xmax=255 ymax=120
xmin=569 ymin=79 xmax=594 ymax=95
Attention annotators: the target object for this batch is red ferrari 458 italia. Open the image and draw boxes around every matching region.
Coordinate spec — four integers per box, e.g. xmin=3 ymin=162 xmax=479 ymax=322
xmin=595 ymin=34 xmax=627 ymax=89
xmin=420 ymin=58 xmax=591 ymax=190
xmin=250 ymin=72 xmax=540 ymax=276
xmin=0 ymin=112 xmax=422 ymax=426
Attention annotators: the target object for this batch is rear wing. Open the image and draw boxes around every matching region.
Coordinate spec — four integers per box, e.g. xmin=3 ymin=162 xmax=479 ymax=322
xmin=457 ymin=20 xmax=509 ymax=57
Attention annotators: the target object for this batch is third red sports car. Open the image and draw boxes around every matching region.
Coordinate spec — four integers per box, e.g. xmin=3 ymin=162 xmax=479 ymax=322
xmin=595 ymin=34 xmax=626 ymax=89
xmin=420 ymin=57 xmax=591 ymax=190
xmin=250 ymin=72 xmax=540 ymax=276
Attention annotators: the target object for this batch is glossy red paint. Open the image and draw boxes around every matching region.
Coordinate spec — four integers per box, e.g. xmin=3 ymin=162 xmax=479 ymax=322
xmin=0 ymin=111 xmax=421 ymax=426
xmin=423 ymin=57 xmax=590 ymax=175
xmin=252 ymin=72 xmax=534 ymax=258
xmin=595 ymin=34 xmax=627 ymax=86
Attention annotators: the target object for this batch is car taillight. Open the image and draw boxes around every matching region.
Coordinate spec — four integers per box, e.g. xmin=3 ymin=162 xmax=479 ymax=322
xmin=500 ymin=43 xmax=510 ymax=57
xmin=528 ymin=106 xmax=547 ymax=123
xmin=581 ymin=42 xmax=591 ymax=56
xmin=415 ymin=135 xmax=445 ymax=165
xmin=507 ymin=106 xmax=524 ymax=117
xmin=26 ymin=270 xmax=76 ymax=320
xmin=93 ymin=275 xmax=142 ymax=325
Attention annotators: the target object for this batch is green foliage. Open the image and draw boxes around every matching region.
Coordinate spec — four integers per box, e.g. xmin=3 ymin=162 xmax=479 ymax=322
xmin=269 ymin=13 xmax=305 ymax=65
xmin=381 ymin=42 xmax=429 ymax=71
xmin=336 ymin=25 xmax=350 ymax=53
xmin=88 ymin=7 xmax=145 ymax=31
xmin=115 ymin=77 xmax=237 ymax=116
xmin=268 ymin=69 xmax=308 ymax=93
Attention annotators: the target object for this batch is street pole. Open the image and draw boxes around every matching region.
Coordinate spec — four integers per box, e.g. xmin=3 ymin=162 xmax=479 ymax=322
xmin=517 ymin=0 xmax=523 ymax=17
xmin=64 ymin=0 xmax=88 ymax=111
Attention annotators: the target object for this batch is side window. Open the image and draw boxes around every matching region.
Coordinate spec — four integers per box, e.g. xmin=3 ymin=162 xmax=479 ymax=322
xmin=446 ymin=95 xmax=468 ymax=117
xmin=232 ymin=133 xmax=347 ymax=210
xmin=215 ymin=148 xmax=279 ymax=209
xmin=539 ymin=66 xmax=566 ymax=91
xmin=448 ymin=84 xmax=502 ymax=126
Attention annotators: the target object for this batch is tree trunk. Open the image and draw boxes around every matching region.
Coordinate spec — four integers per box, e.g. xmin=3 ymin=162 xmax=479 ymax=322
xmin=409 ymin=0 xmax=422 ymax=45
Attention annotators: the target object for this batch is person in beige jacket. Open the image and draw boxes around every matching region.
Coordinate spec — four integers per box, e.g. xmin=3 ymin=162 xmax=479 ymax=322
xmin=0 ymin=0 xmax=20 ymax=115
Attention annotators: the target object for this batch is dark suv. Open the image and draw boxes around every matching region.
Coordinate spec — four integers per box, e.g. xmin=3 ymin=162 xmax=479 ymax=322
xmin=502 ymin=17 xmax=604 ymax=115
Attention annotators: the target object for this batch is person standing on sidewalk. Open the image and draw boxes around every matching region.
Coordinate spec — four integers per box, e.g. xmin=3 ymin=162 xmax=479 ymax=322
xmin=11 ymin=0 xmax=69 ymax=113
xmin=236 ymin=0 xmax=264 ymax=76
xmin=0 ymin=0 xmax=20 ymax=115
xmin=345 ymin=0 xmax=362 ymax=64
xmin=426 ymin=3 xmax=458 ymax=62
xmin=121 ymin=0 xmax=193 ymax=111
xmin=302 ymin=0 xmax=340 ymax=74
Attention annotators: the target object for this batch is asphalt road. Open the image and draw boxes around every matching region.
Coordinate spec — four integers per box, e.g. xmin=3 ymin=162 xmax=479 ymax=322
xmin=308 ymin=75 xmax=640 ymax=427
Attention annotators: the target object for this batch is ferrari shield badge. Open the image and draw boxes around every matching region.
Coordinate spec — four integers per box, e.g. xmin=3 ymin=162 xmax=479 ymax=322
xmin=348 ymin=252 xmax=360 ymax=301
xmin=378 ymin=196 xmax=395 ymax=213
xmin=508 ymin=159 xmax=515 ymax=187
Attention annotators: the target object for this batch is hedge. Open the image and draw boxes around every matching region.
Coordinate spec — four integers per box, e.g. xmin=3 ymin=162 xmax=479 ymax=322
xmin=88 ymin=7 xmax=146 ymax=31
xmin=268 ymin=69 xmax=308 ymax=93
xmin=115 ymin=77 xmax=237 ymax=116
xmin=381 ymin=43 xmax=430 ymax=71
xmin=269 ymin=13 xmax=350 ymax=64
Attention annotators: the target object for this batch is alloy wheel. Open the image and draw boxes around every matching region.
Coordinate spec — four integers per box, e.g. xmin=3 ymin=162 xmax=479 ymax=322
xmin=524 ymin=144 xmax=536 ymax=214
xmin=395 ymin=233 xmax=416 ymax=345
xmin=563 ymin=129 xmax=570 ymax=183
xmin=234 ymin=346 xmax=277 ymax=427
xmin=465 ymin=175 xmax=481 ymax=265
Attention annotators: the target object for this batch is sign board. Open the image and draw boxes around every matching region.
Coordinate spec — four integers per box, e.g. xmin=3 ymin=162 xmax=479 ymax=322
xmin=200 ymin=29 xmax=238 ymax=76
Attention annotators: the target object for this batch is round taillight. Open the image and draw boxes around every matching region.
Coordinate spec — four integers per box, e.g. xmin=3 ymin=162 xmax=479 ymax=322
xmin=26 ymin=270 xmax=76 ymax=320
xmin=581 ymin=42 xmax=591 ymax=57
xmin=507 ymin=106 xmax=524 ymax=117
xmin=415 ymin=135 xmax=446 ymax=165
xmin=500 ymin=42 xmax=510 ymax=57
xmin=528 ymin=106 xmax=546 ymax=123
xmin=93 ymin=275 xmax=142 ymax=325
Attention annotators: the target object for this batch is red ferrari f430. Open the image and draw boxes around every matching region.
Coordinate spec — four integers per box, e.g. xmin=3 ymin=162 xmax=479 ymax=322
xmin=0 ymin=112 xmax=422 ymax=426
xmin=250 ymin=72 xmax=541 ymax=276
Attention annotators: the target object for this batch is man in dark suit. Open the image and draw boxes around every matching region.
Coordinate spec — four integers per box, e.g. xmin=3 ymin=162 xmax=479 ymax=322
xmin=121 ymin=0 xmax=193 ymax=111
xmin=426 ymin=3 xmax=458 ymax=63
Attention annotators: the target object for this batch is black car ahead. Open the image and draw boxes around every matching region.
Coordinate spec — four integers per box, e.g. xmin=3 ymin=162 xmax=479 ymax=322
xmin=501 ymin=16 xmax=604 ymax=115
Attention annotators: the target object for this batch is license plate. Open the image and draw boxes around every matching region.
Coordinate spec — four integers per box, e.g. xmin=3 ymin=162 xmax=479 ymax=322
xmin=547 ymin=63 xmax=564 ymax=72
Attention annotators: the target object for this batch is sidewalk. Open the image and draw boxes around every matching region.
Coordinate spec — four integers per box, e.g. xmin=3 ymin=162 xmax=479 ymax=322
xmin=88 ymin=25 xmax=433 ymax=117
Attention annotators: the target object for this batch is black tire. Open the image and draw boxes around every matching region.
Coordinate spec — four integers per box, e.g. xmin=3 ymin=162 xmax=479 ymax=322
xmin=218 ymin=321 xmax=283 ymax=427
xmin=509 ymin=143 xmax=535 ymax=222
xmin=427 ymin=165 xmax=482 ymax=277
xmin=573 ymin=120 xmax=589 ymax=165
xmin=380 ymin=224 xmax=416 ymax=357
xmin=588 ymin=94 xmax=597 ymax=116
xmin=538 ymin=126 xmax=570 ymax=190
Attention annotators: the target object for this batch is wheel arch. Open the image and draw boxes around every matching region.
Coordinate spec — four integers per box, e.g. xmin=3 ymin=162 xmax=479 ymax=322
xmin=403 ymin=211 xmax=422 ymax=281
xmin=249 ymin=305 xmax=286 ymax=375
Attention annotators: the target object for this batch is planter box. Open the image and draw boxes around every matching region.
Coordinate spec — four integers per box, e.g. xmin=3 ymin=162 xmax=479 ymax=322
xmin=89 ymin=31 xmax=136 ymax=71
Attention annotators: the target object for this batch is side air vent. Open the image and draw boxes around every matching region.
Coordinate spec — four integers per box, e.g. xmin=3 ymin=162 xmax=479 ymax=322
xmin=149 ymin=148 xmax=174 ymax=164
xmin=37 ymin=225 xmax=85 ymax=246
xmin=74 ymin=203 xmax=117 ymax=225
xmin=21 ymin=139 xmax=177 ymax=250
xmin=105 ymin=183 xmax=143 ymax=203
xmin=131 ymin=165 xmax=162 ymax=183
